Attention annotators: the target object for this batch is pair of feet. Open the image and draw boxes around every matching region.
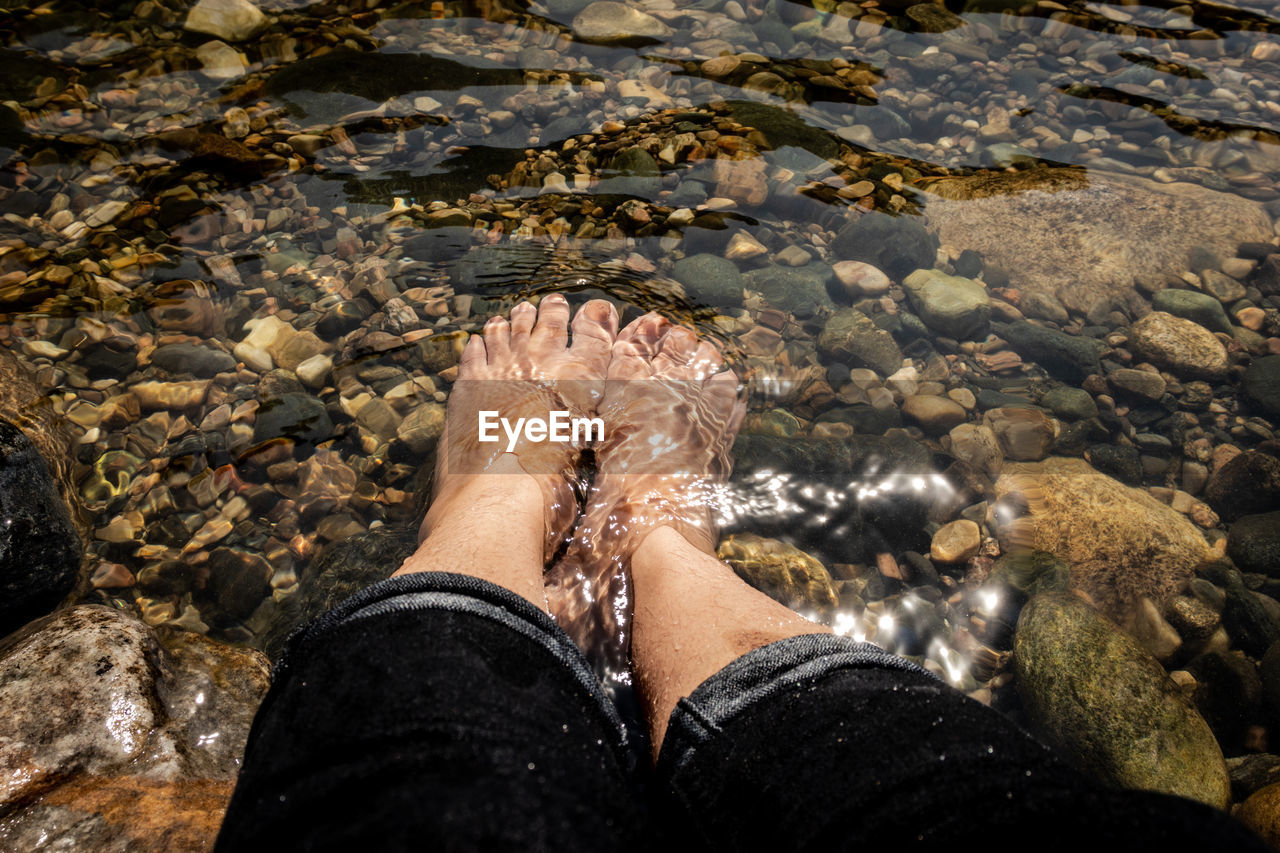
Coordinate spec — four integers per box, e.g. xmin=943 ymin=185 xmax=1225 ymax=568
xmin=395 ymin=295 xmax=745 ymax=627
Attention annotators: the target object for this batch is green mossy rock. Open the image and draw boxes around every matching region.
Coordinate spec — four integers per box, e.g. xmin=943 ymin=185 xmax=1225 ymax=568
xmin=902 ymin=268 xmax=991 ymax=340
xmin=1014 ymin=591 xmax=1230 ymax=808
xmin=817 ymin=308 xmax=903 ymax=377
xmin=671 ymin=253 xmax=744 ymax=308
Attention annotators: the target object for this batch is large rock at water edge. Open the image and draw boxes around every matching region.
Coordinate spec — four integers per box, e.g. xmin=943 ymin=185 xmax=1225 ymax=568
xmin=1205 ymin=449 xmax=1280 ymax=522
xmin=672 ymin=253 xmax=744 ymax=308
xmin=1014 ymin=591 xmax=1230 ymax=807
xmin=718 ymin=532 xmax=838 ymax=614
xmin=829 ymin=211 xmax=936 ymax=280
xmin=0 ymin=419 xmax=81 ymax=638
xmin=1243 ymin=356 xmax=1280 ymax=418
xmin=995 ymin=321 xmax=1104 ymax=383
xmin=0 ymin=606 xmax=269 ymax=850
xmin=573 ymin=1 xmax=672 ymax=42
xmin=606 ymin=146 xmax=661 ymax=198
xmin=1228 ymin=511 xmax=1280 ymax=576
xmin=1151 ymin=288 xmax=1233 ymax=336
xmin=817 ymin=308 xmax=903 ymax=376
xmin=746 ymin=262 xmax=834 ymax=317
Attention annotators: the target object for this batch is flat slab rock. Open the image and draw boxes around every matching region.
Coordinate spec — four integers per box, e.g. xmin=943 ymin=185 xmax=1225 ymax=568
xmin=0 ymin=606 xmax=269 ymax=852
xmin=922 ymin=168 xmax=1275 ymax=315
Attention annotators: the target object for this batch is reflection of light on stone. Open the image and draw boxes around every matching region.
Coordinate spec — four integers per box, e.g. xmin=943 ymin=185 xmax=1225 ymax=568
xmin=832 ymin=609 xmax=871 ymax=644
xmin=977 ymin=588 xmax=1000 ymax=616
xmin=754 ymin=374 xmax=793 ymax=399
xmin=711 ymin=464 xmax=983 ymax=680
xmin=992 ymin=498 xmax=1020 ymax=528
xmin=930 ymin=638 xmax=967 ymax=686
xmin=833 ymin=611 xmax=857 ymax=635
xmin=106 ymin=694 xmax=137 ymax=754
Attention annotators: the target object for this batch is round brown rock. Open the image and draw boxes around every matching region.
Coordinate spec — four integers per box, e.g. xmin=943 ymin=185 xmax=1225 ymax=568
xmin=982 ymin=407 xmax=1056 ymax=461
xmin=1128 ymin=312 xmax=1229 ymax=380
xmin=902 ymin=395 xmax=967 ymax=436
xmin=1238 ymin=781 xmax=1280 ymax=846
xmin=1108 ymin=367 xmax=1166 ymax=401
xmin=931 ymin=519 xmax=982 ymax=563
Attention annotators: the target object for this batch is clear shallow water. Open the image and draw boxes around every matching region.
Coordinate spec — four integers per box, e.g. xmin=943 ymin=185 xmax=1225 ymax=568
xmin=1 ymin=0 xmax=1279 ymax=810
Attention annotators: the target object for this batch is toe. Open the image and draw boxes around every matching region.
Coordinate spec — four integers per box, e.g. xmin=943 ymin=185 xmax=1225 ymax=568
xmin=707 ymin=367 xmax=742 ymax=397
xmin=606 ymin=337 xmax=654 ymax=381
xmin=509 ymin=300 xmax=536 ymax=353
xmin=618 ymin=312 xmax=669 ymax=359
xmin=483 ymin=315 xmax=511 ymax=363
xmin=708 ymin=368 xmax=747 ymax=438
xmin=654 ymin=325 xmax=699 ymax=377
xmin=531 ymin=293 xmax=571 ymax=351
xmin=688 ymin=340 xmax=725 ymax=380
xmin=569 ymin=299 xmax=617 ymax=366
xmin=571 ymin=299 xmax=619 ymax=347
xmin=459 ymin=333 xmax=487 ymax=378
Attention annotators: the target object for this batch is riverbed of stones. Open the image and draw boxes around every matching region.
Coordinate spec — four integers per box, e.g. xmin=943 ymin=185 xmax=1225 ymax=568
xmin=3 ymin=0 xmax=1280 ymax=847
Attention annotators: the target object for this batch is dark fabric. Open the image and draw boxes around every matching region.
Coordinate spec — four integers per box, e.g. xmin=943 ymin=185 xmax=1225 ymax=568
xmin=216 ymin=572 xmax=645 ymax=852
xmin=218 ymin=573 xmax=1267 ymax=853
xmin=659 ymin=633 xmax=1267 ymax=851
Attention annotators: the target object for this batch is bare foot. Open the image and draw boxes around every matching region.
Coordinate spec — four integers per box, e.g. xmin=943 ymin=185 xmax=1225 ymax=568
xmin=396 ymin=295 xmax=618 ymax=590
xmin=545 ymin=313 xmax=745 ymax=657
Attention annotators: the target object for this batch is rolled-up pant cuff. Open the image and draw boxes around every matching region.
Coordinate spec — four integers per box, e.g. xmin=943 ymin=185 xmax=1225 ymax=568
xmin=218 ymin=571 xmax=639 ymax=852
xmin=273 ymin=570 xmax=627 ymax=741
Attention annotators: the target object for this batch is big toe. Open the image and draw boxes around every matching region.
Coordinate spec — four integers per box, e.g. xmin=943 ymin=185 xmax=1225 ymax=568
xmin=482 ymin=314 xmax=512 ymax=364
xmin=569 ymin=299 xmax=618 ymax=372
xmin=458 ymin=333 xmax=487 ymax=378
xmin=706 ymin=368 xmax=745 ymax=414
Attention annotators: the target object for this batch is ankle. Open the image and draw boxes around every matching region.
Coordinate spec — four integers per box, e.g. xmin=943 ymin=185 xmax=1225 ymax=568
xmin=632 ymin=524 xmax=715 ymax=581
xmin=420 ymin=466 xmax=544 ymax=545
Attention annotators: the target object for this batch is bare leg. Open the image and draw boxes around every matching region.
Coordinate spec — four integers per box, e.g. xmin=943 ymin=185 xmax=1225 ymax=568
xmin=547 ymin=314 xmax=830 ymax=751
xmin=394 ymin=294 xmax=618 ymax=612
xmin=630 ymin=526 xmax=830 ymax=750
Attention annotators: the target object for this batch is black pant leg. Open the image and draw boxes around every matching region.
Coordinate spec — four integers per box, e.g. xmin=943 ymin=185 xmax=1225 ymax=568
xmin=656 ymin=633 xmax=1266 ymax=851
xmin=217 ymin=572 xmax=648 ymax=853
